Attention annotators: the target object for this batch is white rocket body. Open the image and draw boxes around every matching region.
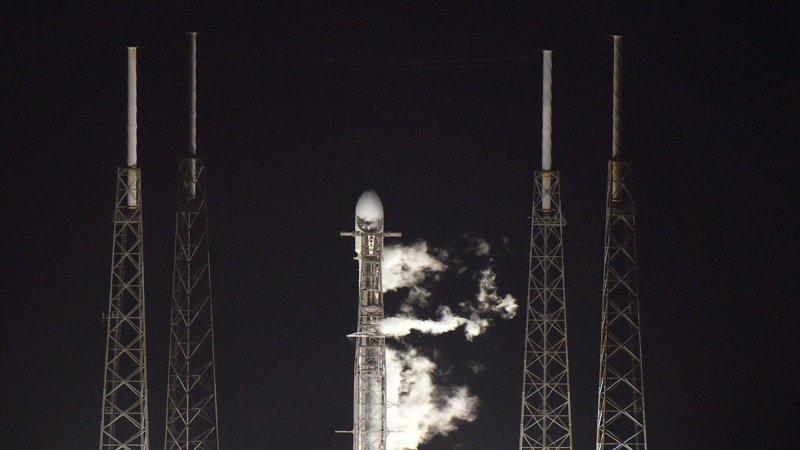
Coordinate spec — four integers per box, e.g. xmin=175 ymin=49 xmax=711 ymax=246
xmin=350 ymin=189 xmax=388 ymax=450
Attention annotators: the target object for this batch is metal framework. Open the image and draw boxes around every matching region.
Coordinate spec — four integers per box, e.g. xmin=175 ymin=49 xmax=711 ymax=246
xmin=353 ymin=234 xmax=387 ymax=450
xmin=519 ymin=171 xmax=574 ymax=450
xmin=99 ymin=167 xmax=150 ymax=450
xmin=595 ymin=160 xmax=648 ymax=450
xmin=164 ymin=156 xmax=220 ymax=450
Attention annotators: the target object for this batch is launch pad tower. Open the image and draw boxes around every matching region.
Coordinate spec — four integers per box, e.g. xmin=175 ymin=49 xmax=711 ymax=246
xmin=99 ymin=47 xmax=150 ymax=450
xmin=519 ymin=51 xmax=574 ymax=450
xmin=164 ymin=33 xmax=221 ymax=450
xmin=595 ymin=36 xmax=649 ymax=450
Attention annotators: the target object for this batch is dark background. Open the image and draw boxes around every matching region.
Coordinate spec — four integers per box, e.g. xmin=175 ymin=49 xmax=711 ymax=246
xmin=2 ymin=2 xmax=798 ymax=449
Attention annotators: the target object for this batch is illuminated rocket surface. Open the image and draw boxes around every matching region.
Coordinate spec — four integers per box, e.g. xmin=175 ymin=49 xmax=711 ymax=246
xmin=347 ymin=190 xmax=390 ymax=450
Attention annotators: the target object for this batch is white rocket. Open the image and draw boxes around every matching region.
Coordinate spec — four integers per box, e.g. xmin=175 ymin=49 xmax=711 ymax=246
xmin=354 ymin=190 xmax=384 ymax=253
xmin=341 ymin=190 xmax=399 ymax=450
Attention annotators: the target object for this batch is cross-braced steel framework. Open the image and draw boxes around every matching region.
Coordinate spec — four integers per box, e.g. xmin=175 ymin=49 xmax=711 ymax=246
xmin=164 ymin=156 xmax=220 ymax=450
xmin=353 ymin=232 xmax=387 ymax=450
xmin=342 ymin=223 xmax=399 ymax=450
xmin=595 ymin=160 xmax=648 ymax=450
xmin=99 ymin=167 xmax=150 ymax=450
xmin=519 ymin=171 xmax=574 ymax=450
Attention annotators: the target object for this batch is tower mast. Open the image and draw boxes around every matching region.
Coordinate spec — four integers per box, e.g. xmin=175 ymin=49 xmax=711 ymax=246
xmin=341 ymin=191 xmax=400 ymax=450
xmin=519 ymin=50 xmax=574 ymax=450
xmin=164 ymin=32 xmax=221 ymax=450
xmin=595 ymin=36 xmax=649 ymax=450
xmin=99 ymin=47 xmax=150 ymax=450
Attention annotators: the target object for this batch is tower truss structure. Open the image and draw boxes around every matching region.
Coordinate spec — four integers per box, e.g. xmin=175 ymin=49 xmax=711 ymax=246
xmin=99 ymin=47 xmax=150 ymax=450
xmin=164 ymin=155 xmax=220 ymax=450
xmin=352 ymin=236 xmax=387 ymax=450
xmin=519 ymin=172 xmax=574 ymax=450
xmin=519 ymin=50 xmax=573 ymax=450
xmin=595 ymin=36 xmax=648 ymax=450
xmin=99 ymin=167 xmax=149 ymax=450
xmin=595 ymin=160 xmax=647 ymax=450
xmin=164 ymin=33 xmax=220 ymax=450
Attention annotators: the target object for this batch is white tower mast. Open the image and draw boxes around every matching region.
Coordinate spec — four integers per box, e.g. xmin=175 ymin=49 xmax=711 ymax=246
xmin=164 ymin=32 xmax=221 ymax=450
xmin=99 ymin=46 xmax=150 ymax=450
xmin=595 ymin=36 xmax=649 ymax=450
xmin=519 ymin=50 xmax=574 ymax=450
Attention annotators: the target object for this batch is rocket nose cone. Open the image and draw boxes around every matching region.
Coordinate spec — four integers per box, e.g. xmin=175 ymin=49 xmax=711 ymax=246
xmin=355 ymin=190 xmax=384 ymax=232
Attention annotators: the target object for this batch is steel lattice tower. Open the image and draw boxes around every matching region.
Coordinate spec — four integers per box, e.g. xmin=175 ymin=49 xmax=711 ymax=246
xmin=164 ymin=33 xmax=221 ymax=450
xmin=99 ymin=47 xmax=150 ymax=450
xmin=341 ymin=191 xmax=400 ymax=450
xmin=595 ymin=36 xmax=648 ymax=450
xmin=519 ymin=51 xmax=574 ymax=450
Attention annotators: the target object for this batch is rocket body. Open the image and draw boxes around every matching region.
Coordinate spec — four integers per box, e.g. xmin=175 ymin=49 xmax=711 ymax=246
xmin=348 ymin=190 xmax=388 ymax=450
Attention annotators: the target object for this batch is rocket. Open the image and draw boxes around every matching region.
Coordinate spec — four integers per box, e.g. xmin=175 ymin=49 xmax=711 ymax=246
xmin=340 ymin=190 xmax=399 ymax=450
xmin=355 ymin=190 xmax=384 ymax=232
xmin=353 ymin=190 xmax=392 ymax=257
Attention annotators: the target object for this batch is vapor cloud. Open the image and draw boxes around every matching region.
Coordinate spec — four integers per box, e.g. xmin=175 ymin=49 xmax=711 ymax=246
xmin=460 ymin=267 xmax=519 ymax=339
xmin=383 ymin=242 xmax=447 ymax=309
xmin=379 ymin=241 xmax=518 ymax=341
xmin=379 ymin=306 xmax=466 ymax=336
xmin=377 ymin=237 xmax=517 ymax=448
xmin=386 ymin=347 xmax=479 ymax=450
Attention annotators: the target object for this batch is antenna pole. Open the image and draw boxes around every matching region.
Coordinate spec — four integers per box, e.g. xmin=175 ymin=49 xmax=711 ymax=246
xmin=596 ymin=36 xmax=649 ymax=450
xmin=164 ymin=32 xmax=221 ymax=450
xmin=99 ymin=46 xmax=150 ymax=450
xmin=519 ymin=50 xmax=574 ymax=450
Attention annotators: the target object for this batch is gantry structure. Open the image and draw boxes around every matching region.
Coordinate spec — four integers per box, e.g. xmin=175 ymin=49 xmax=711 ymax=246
xmin=519 ymin=51 xmax=574 ymax=450
xmin=341 ymin=191 xmax=400 ymax=450
xmin=99 ymin=47 xmax=150 ymax=450
xmin=595 ymin=36 xmax=648 ymax=450
xmin=164 ymin=33 xmax=221 ymax=450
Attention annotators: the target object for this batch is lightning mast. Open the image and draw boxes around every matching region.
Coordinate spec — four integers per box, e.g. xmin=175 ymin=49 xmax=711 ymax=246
xmin=164 ymin=33 xmax=221 ymax=450
xmin=99 ymin=47 xmax=150 ymax=450
xmin=595 ymin=36 xmax=649 ymax=450
xmin=519 ymin=50 xmax=574 ymax=450
xmin=340 ymin=191 xmax=400 ymax=450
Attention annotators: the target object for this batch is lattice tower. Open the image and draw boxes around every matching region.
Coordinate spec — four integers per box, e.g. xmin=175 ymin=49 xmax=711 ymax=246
xmin=519 ymin=171 xmax=574 ymax=450
xmin=519 ymin=50 xmax=574 ymax=450
xmin=99 ymin=47 xmax=150 ymax=450
xmin=164 ymin=33 xmax=220 ymax=450
xmin=595 ymin=36 xmax=648 ymax=450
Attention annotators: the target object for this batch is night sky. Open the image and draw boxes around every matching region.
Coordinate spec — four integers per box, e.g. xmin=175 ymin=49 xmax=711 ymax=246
xmin=2 ymin=3 xmax=798 ymax=449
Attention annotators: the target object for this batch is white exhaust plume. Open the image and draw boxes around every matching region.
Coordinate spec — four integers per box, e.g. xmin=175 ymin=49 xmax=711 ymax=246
xmin=383 ymin=241 xmax=447 ymax=309
xmin=459 ymin=267 xmax=519 ymax=339
xmin=464 ymin=236 xmax=491 ymax=257
xmin=379 ymin=265 xmax=518 ymax=341
xmin=379 ymin=241 xmax=518 ymax=341
xmin=383 ymin=242 xmax=447 ymax=291
xmin=380 ymin=306 xmax=465 ymax=336
xmin=386 ymin=347 xmax=479 ymax=450
xmin=377 ymin=237 xmax=518 ymax=448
